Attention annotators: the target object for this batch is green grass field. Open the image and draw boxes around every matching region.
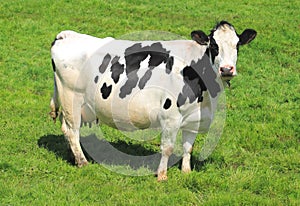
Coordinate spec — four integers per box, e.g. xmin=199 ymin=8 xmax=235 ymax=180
xmin=0 ymin=0 xmax=299 ymax=205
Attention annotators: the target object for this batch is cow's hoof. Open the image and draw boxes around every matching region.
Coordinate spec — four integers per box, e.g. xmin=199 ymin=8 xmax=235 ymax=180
xmin=77 ymin=160 xmax=88 ymax=168
xmin=182 ymin=167 xmax=191 ymax=174
xmin=49 ymin=111 xmax=57 ymax=123
xmin=157 ymin=170 xmax=168 ymax=182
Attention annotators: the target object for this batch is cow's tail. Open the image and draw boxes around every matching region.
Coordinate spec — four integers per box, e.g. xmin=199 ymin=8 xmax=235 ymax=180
xmin=49 ymin=58 xmax=60 ymax=123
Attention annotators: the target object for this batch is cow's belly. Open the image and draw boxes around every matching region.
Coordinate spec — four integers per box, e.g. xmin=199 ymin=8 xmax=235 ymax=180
xmin=82 ymin=86 xmax=166 ymax=131
xmin=80 ymin=64 xmax=184 ymax=130
xmin=82 ymin=90 xmax=214 ymax=134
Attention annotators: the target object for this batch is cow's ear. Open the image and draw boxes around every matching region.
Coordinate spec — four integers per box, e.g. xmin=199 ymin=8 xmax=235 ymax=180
xmin=191 ymin=30 xmax=209 ymax=45
xmin=239 ymin=29 xmax=257 ymax=45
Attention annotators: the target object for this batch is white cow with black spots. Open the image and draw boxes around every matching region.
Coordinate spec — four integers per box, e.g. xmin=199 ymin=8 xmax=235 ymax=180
xmin=50 ymin=21 xmax=256 ymax=181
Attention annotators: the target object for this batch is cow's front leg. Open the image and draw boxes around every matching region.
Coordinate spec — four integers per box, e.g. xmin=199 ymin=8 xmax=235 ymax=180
xmin=157 ymin=119 xmax=180 ymax=181
xmin=182 ymin=131 xmax=196 ymax=173
xmin=157 ymin=141 xmax=174 ymax=181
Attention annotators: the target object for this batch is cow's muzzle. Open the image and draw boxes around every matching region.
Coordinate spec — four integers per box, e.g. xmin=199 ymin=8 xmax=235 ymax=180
xmin=220 ymin=66 xmax=235 ymax=77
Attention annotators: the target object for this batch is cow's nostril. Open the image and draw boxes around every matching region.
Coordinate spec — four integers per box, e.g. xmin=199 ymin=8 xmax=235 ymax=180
xmin=220 ymin=67 xmax=234 ymax=76
xmin=220 ymin=67 xmax=231 ymax=73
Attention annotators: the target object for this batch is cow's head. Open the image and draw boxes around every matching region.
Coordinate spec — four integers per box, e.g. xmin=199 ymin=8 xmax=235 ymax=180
xmin=191 ymin=21 xmax=257 ymax=84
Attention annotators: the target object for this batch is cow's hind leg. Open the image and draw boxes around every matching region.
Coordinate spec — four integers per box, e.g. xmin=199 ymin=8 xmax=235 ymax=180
xmin=61 ymin=117 xmax=88 ymax=167
xmin=182 ymin=131 xmax=197 ymax=173
xmin=60 ymin=91 xmax=88 ymax=167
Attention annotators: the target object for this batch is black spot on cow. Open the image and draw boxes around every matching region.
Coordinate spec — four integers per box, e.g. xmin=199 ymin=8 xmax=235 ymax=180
xmin=119 ymin=42 xmax=171 ymax=98
xmin=177 ymin=55 xmax=221 ymax=107
xmin=176 ymin=66 xmax=207 ymax=107
xmin=147 ymin=43 xmax=170 ymax=67
xmin=138 ymin=67 xmax=154 ymax=89
xmin=99 ymin=54 xmax=111 ymax=74
xmin=119 ymin=44 xmax=147 ymax=98
xmin=206 ymin=36 xmax=219 ymax=64
xmin=176 ymin=93 xmax=186 ymax=107
xmin=166 ymin=56 xmax=174 ymax=74
xmin=110 ymin=56 xmax=125 ymax=84
xmin=119 ymin=77 xmax=139 ymax=98
xmin=163 ymin=98 xmax=172 ymax=110
xmin=51 ymin=58 xmax=56 ymax=72
xmin=94 ymin=75 xmax=99 ymax=84
xmin=51 ymin=37 xmax=58 ymax=47
xmin=100 ymin=83 xmax=112 ymax=99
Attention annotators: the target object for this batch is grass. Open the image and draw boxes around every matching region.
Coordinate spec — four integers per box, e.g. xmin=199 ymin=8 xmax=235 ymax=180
xmin=0 ymin=0 xmax=299 ymax=205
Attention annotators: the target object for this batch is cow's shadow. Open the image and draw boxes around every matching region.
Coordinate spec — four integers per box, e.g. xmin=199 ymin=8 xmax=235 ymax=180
xmin=38 ymin=134 xmax=182 ymax=172
xmin=38 ymin=134 xmax=75 ymax=165
xmin=38 ymin=134 xmax=208 ymax=173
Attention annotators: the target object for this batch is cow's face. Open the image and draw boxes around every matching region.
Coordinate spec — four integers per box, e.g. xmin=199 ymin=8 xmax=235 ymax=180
xmin=192 ymin=21 xmax=257 ymax=83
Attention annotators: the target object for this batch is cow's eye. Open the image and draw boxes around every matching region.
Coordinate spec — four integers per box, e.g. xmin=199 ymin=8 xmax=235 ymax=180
xmin=210 ymin=43 xmax=219 ymax=56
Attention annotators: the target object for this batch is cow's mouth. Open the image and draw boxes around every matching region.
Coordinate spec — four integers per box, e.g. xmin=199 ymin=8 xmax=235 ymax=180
xmin=221 ymin=74 xmax=235 ymax=81
xmin=221 ymin=72 xmax=233 ymax=77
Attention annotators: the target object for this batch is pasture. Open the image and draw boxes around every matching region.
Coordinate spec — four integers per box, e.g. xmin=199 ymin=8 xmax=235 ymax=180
xmin=0 ymin=0 xmax=299 ymax=205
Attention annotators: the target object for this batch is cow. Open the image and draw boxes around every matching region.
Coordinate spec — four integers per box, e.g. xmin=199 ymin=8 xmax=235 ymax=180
xmin=49 ymin=21 xmax=256 ymax=181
